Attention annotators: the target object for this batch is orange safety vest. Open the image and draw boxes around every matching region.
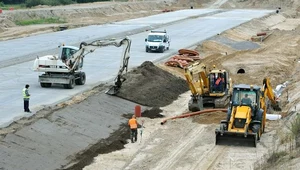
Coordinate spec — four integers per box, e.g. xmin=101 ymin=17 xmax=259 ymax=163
xmin=128 ymin=118 xmax=137 ymax=129
xmin=215 ymin=78 xmax=221 ymax=85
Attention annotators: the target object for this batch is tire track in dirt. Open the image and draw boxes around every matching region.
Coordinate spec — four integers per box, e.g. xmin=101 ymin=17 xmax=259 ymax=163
xmin=189 ymin=145 xmax=227 ymax=170
xmin=152 ymin=125 xmax=206 ymax=170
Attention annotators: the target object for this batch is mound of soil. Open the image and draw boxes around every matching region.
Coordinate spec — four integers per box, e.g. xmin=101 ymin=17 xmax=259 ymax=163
xmin=117 ymin=61 xmax=189 ymax=107
xmin=141 ymin=107 xmax=164 ymax=119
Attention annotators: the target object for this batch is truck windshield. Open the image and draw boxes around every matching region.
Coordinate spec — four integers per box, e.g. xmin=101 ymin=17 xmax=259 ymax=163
xmin=147 ymin=35 xmax=163 ymax=42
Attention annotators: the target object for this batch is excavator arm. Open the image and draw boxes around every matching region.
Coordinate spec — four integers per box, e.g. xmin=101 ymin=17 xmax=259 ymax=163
xmin=184 ymin=62 xmax=209 ymax=96
xmin=262 ymin=78 xmax=281 ymax=111
xmin=68 ymin=37 xmax=131 ymax=94
xmin=184 ymin=62 xmax=210 ymax=111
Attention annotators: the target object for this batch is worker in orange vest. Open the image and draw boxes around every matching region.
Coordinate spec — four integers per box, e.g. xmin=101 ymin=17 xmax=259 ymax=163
xmin=214 ymin=74 xmax=224 ymax=92
xmin=128 ymin=115 xmax=138 ymax=143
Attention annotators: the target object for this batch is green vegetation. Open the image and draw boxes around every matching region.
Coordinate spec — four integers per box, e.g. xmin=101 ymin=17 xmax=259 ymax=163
xmin=0 ymin=2 xmax=26 ymax=10
xmin=267 ymin=151 xmax=288 ymax=163
xmin=15 ymin=17 xmax=66 ymax=26
xmin=290 ymin=113 xmax=300 ymax=147
xmin=1 ymin=0 xmax=112 ymax=8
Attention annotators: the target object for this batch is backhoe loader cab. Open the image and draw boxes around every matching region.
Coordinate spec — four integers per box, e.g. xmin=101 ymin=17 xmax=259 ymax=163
xmin=215 ymin=85 xmax=263 ymax=147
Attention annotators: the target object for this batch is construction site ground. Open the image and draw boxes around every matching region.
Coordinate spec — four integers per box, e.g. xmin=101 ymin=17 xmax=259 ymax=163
xmin=1 ymin=0 xmax=300 ymax=170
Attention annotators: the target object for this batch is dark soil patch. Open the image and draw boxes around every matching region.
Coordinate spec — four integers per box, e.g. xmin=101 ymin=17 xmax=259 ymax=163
xmin=63 ymin=123 xmax=130 ymax=170
xmin=141 ymin=107 xmax=164 ymax=119
xmin=192 ymin=111 xmax=227 ymax=124
xmin=117 ymin=61 xmax=189 ymax=107
xmin=123 ymin=107 xmax=164 ymax=119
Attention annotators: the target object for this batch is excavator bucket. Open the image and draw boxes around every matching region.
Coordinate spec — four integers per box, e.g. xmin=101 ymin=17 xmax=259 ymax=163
xmin=215 ymin=131 xmax=258 ymax=147
xmin=105 ymin=86 xmax=120 ymax=95
xmin=271 ymin=101 xmax=282 ymax=111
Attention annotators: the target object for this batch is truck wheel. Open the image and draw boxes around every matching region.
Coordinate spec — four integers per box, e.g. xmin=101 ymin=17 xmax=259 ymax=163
xmin=145 ymin=47 xmax=149 ymax=53
xmin=159 ymin=47 xmax=164 ymax=53
xmin=40 ymin=83 xmax=52 ymax=88
xmin=64 ymin=76 xmax=75 ymax=89
xmin=75 ymin=72 xmax=86 ymax=85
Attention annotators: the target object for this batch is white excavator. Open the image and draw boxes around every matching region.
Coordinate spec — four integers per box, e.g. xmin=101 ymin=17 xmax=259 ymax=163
xmin=33 ymin=37 xmax=131 ymax=95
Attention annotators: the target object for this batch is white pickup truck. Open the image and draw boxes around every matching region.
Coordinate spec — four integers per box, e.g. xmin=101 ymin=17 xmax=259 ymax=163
xmin=145 ymin=30 xmax=170 ymax=53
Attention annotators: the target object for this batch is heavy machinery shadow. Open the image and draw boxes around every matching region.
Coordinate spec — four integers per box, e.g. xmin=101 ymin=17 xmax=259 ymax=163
xmin=216 ymin=134 xmax=258 ymax=147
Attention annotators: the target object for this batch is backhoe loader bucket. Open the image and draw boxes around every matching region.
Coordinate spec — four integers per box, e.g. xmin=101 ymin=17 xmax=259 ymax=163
xmin=105 ymin=86 xmax=120 ymax=95
xmin=215 ymin=131 xmax=258 ymax=147
xmin=271 ymin=101 xmax=282 ymax=111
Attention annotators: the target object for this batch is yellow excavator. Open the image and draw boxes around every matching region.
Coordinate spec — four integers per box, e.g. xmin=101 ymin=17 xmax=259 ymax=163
xmin=215 ymin=78 xmax=281 ymax=147
xmin=184 ymin=62 xmax=232 ymax=112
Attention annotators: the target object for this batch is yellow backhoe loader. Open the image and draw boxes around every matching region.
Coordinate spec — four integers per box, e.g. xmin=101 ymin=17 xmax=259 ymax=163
xmin=215 ymin=78 xmax=281 ymax=147
xmin=184 ymin=62 xmax=232 ymax=112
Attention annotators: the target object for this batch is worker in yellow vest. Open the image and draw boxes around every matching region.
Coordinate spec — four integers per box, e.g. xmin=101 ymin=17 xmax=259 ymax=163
xmin=22 ymin=84 xmax=31 ymax=113
xmin=128 ymin=115 xmax=138 ymax=143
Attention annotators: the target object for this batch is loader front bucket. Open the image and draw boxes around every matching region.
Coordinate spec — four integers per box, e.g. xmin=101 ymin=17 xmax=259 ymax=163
xmin=215 ymin=131 xmax=257 ymax=147
xmin=105 ymin=86 xmax=119 ymax=95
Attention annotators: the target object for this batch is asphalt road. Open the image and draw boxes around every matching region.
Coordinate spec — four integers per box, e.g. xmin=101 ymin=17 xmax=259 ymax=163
xmin=0 ymin=9 xmax=273 ymax=127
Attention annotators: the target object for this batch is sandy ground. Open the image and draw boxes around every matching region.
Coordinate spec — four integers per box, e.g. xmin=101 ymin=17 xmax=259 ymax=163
xmin=1 ymin=0 xmax=300 ymax=170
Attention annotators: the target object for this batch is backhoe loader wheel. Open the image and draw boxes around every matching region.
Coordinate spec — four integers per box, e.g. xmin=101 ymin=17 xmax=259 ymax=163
xmin=254 ymin=134 xmax=258 ymax=147
xmin=252 ymin=124 xmax=261 ymax=141
xmin=75 ymin=72 xmax=86 ymax=85
xmin=64 ymin=76 xmax=75 ymax=89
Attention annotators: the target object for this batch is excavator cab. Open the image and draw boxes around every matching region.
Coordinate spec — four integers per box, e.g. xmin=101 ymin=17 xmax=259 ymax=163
xmin=209 ymin=71 xmax=229 ymax=94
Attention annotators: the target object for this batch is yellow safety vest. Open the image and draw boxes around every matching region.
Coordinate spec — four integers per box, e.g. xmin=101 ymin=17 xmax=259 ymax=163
xmin=23 ymin=88 xmax=30 ymax=99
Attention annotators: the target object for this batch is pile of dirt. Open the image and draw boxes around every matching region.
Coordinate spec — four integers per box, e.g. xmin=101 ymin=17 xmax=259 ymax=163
xmin=117 ymin=61 xmax=189 ymax=107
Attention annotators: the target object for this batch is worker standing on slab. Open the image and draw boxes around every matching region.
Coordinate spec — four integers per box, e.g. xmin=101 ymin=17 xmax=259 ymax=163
xmin=22 ymin=84 xmax=31 ymax=113
xmin=128 ymin=115 xmax=138 ymax=143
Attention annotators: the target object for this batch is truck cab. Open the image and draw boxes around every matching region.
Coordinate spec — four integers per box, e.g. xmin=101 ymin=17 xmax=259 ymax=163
xmin=145 ymin=30 xmax=170 ymax=53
